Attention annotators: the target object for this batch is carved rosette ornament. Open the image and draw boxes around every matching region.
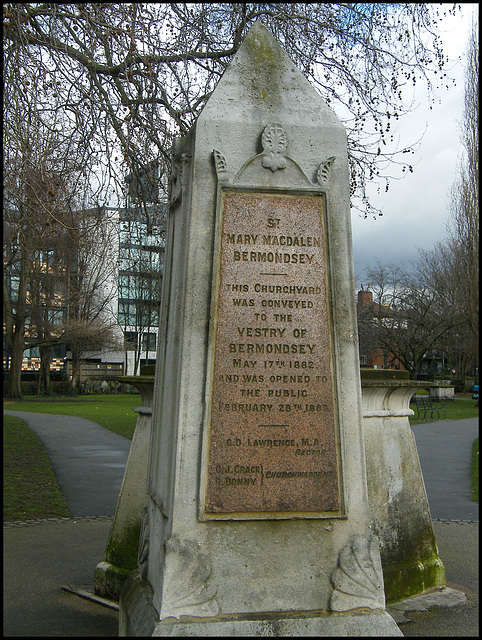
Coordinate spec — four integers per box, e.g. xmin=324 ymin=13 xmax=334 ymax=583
xmin=330 ymin=534 xmax=385 ymax=611
xmin=159 ymin=537 xmax=219 ymax=620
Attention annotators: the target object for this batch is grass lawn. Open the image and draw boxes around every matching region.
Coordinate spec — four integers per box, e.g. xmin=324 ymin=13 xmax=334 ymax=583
xmin=3 ymin=415 xmax=71 ymax=522
xmin=409 ymin=395 xmax=479 ymax=426
xmin=3 ymin=393 xmax=140 ymax=440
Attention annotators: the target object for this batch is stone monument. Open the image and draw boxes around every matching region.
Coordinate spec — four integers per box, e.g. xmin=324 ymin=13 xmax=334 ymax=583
xmin=119 ymin=22 xmax=401 ymax=636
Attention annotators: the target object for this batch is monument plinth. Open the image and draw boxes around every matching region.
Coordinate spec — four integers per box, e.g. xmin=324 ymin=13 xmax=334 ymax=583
xmin=360 ymin=371 xmax=446 ymax=602
xmin=119 ymin=22 xmax=401 ymax=636
xmin=95 ymin=375 xmax=154 ymax=601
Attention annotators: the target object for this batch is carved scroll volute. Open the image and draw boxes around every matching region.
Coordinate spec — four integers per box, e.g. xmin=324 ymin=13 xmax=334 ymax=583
xmin=137 ymin=506 xmax=150 ymax=580
xmin=213 ymin=149 xmax=230 ymax=184
xmin=168 ymin=153 xmax=191 ymax=211
xmin=330 ymin=534 xmax=385 ymax=611
xmin=316 ymin=156 xmax=336 ymax=187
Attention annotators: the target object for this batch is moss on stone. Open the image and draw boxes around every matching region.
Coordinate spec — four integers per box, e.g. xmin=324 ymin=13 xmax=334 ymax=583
xmin=244 ymin=25 xmax=282 ymax=70
xmin=117 ymin=375 xmax=154 ymax=385
xmin=105 ymin=521 xmax=142 ymax=571
xmin=243 ymin=24 xmax=283 ymax=106
xmin=96 ymin=521 xmax=143 ymax=601
xmin=95 ymin=562 xmax=133 ymax=602
xmin=140 ymin=365 xmax=156 ymax=376
xmin=383 ymin=554 xmax=446 ymax=603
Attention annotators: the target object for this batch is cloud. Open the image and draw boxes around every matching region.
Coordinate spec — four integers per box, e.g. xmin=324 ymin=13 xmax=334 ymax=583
xmin=351 ymin=4 xmax=476 ymax=282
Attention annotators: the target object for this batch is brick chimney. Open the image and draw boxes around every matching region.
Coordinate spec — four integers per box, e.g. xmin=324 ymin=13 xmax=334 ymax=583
xmin=357 ymin=289 xmax=373 ymax=308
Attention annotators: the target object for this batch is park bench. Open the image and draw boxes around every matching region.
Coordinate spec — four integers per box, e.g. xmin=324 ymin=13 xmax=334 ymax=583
xmin=413 ymin=395 xmax=446 ymax=421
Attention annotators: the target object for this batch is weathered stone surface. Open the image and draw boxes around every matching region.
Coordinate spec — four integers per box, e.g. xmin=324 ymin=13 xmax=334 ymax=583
xmin=121 ymin=567 xmax=401 ymax=637
xmin=429 ymin=385 xmax=455 ymax=400
xmin=361 ymin=377 xmax=446 ymax=602
xmin=150 ymin=611 xmax=402 ymax=636
xmin=95 ymin=376 xmax=154 ymax=600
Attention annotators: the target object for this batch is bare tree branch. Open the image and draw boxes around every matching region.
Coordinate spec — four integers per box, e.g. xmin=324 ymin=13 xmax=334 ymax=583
xmin=4 ymin=3 xmax=461 ymax=216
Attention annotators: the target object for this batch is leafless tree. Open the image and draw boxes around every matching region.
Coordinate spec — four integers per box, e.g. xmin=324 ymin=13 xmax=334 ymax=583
xmin=3 ymin=107 xmax=76 ymax=397
xmin=415 ymin=15 xmax=479 ymax=383
xmin=3 ymin=99 xmax=120 ymax=397
xmin=448 ymin=14 xmax=478 ymax=373
xmin=63 ymin=206 xmax=123 ymax=390
xmin=361 ymin=260 xmax=466 ymax=379
xmin=3 ymin=3 xmax=461 ymax=217
xmin=3 ymin=3 xmax=467 ymax=395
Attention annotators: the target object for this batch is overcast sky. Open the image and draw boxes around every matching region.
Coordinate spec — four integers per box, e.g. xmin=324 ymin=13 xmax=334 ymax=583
xmin=350 ymin=3 xmax=477 ymax=287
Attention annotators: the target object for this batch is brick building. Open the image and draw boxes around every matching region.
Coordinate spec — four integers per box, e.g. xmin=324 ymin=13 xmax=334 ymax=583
xmin=356 ymin=289 xmax=405 ymax=370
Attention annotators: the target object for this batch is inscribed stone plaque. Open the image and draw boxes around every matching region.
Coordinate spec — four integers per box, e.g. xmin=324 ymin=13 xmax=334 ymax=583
xmin=203 ymin=191 xmax=341 ymax=518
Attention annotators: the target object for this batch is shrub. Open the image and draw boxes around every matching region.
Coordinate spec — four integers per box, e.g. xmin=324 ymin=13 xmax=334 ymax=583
xmin=451 ymin=378 xmax=465 ymax=393
xmin=21 ymin=381 xmax=39 ymax=396
xmin=140 ymin=364 xmax=156 ymax=376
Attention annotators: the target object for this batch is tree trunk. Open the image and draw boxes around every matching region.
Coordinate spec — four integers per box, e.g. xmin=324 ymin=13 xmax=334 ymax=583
xmin=5 ymin=332 xmax=24 ymax=399
xmin=39 ymin=346 xmax=51 ymax=395
xmin=134 ymin=334 xmax=142 ymax=376
xmin=70 ymin=346 xmax=82 ymax=390
xmin=4 ymin=251 xmax=29 ymax=400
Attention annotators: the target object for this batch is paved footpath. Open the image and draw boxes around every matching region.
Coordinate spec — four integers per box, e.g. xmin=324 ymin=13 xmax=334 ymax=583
xmin=411 ymin=418 xmax=479 ymax=522
xmin=4 ymin=411 xmax=132 ymax=517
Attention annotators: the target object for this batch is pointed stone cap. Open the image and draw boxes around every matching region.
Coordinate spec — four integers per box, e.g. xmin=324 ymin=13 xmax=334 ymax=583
xmin=196 ymin=21 xmax=347 ymax=188
xmin=199 ymin=21 xmax=342 ymax=129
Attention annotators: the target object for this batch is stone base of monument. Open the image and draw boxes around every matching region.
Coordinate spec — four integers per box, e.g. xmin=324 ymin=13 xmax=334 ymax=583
xmin=360 ymin=370 xmax=446 ymax=603
xmin=94 ymin=561 xmax=132 ymax=602
xmin=119 ymin=569 xmax=402 ymax=637
xmin=387 ymin=586 xmax=467 ymax=624
xmin=94 ymin=376 xmax=154 ymax=601
xmin=429 ymin=385 xmax=454 ymax=400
